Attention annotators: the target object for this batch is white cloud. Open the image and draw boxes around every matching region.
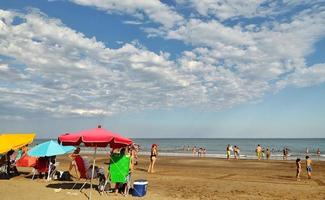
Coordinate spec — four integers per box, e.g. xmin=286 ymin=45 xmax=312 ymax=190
xmin=177 ymin=0 xmax=325 ymax=21
xmin=277 ymin=63 xmax=325 ymax=88
xmin=70 ymin=0 xmax=184 ymax=28
xmin=0 ymin=63 xmax=9 ymax=71
xmin=181 ymin=0 xmax=268 ymax=21
xmin=0 ymin=9 xmax=194 ymax=118
xmin=123 ymin=20 xmax=143 ymax=25
xmin=0 ymin=2 xmax=325 ymax=119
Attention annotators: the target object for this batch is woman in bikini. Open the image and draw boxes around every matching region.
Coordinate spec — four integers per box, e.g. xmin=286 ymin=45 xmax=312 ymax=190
xmin=68 ymin=147 xmax=80 ymax=178
xmin=148 ymin=144 xmax=158 ymax=173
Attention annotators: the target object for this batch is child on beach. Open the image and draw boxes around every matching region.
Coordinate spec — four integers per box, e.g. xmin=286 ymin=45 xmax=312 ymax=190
xmin=316 ymin=148 xmax=320 ymax=160
xmin=266 ymin=148 xmax=271 ymax=160
xmin=226 ymin=144 xmax=231 ymax=160
xmin=306 ymin=156 xmax=312 ymax=179
xmin=296 ymin=158 xmax=301 ymax=181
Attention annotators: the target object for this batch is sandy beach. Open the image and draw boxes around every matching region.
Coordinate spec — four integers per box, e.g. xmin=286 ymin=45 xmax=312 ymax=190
xmin=0 ymin=155 xmax=324 ymax=200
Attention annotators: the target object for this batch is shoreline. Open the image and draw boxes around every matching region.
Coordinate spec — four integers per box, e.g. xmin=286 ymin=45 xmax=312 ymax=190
xmin=78 ymin=150 xmax=325 ymax=161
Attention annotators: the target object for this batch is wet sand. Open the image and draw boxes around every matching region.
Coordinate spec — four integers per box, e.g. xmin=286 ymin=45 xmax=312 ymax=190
xmin=0 ymin=155 xmax=324 ymax=200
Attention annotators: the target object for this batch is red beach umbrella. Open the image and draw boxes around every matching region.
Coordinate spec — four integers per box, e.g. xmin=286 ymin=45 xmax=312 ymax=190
xmin=57 ymin=125 xmax=132 ymax=200
xmin=58 ymin=125 xmax=132 ymax=148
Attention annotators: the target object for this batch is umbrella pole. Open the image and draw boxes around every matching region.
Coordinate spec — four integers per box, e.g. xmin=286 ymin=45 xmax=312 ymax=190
xmin=90 ymin=147 xmax=97 ymax=200
xmin=47 ymin=157 xmax=51 ymax=181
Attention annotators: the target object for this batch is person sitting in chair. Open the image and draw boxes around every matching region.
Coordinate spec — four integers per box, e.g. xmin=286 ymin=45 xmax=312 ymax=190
xmin=6 ymin=150 xmax=18 ymax=176
xmin=68 ymin=147 xmax=80 ymax=178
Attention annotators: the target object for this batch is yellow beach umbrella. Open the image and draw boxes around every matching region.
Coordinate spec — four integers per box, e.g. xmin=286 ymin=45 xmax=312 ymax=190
xmin=0 ymin=133 xmax=36 ymax=154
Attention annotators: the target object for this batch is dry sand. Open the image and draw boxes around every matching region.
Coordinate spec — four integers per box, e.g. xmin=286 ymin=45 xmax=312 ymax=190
xmin=0 ymin=155 xmax=324 ymax=200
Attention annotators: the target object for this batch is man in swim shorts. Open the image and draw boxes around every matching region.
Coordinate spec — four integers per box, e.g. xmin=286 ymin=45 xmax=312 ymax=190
xmin=306 ymin=156 xmax=312 ymax=179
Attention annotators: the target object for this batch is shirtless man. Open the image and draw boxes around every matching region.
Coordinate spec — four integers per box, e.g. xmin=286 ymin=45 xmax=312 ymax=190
xmin=256 ymin=144 xmax=262 ymax=160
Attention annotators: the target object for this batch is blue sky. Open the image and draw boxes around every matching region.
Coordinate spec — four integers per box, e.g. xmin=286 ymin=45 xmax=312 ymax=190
xmin=0 ymin=0 xmax=324 ymax=138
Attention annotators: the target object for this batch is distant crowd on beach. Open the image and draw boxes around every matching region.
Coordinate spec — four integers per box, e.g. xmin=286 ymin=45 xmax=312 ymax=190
xmin=181 ymin=144 xmax=322 ymax=161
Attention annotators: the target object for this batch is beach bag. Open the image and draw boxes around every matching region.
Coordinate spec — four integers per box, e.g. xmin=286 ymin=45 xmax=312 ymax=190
xmin=98 ymin=179 xmax=110 ymax=193
xmin=0 ymin=172 xmax=10 ymax=179
xmin=58 ymin=171 xmax=72 ymax=181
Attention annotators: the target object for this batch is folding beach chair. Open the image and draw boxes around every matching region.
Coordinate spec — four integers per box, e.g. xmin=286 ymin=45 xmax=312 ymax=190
xmin=48 ymin=161 xmax=60 ymax=180
xmin=71 ymin=155 xmax=106 ymax=191
xmin=32 ymin=157 xmax=49 ymax=179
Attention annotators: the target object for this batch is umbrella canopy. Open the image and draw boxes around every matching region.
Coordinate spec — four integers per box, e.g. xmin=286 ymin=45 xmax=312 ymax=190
xmin=28 ymin=140 xmax=75 ymax=157
xmin=0 ymin=133 xmax=35 ymax=154
xmin=58 ymin=126 xmax=132 ymax=148
xmin=16 ymin=154 xmax=37 ymax=167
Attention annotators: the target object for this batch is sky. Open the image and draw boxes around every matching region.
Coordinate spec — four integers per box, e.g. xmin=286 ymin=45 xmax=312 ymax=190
xmin=0 ymin=0 xmax=324 ymax=138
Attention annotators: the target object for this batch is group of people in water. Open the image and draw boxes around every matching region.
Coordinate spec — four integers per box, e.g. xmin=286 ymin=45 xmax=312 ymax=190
xmin=226 ymin=144 xmax=240 ymax=159
xmin=255 ymin=144 xmax=272 ymax=160
xmin=190 ymin=146 xmax=207 ymax=157
xmin=183 ymin=145 xmax=207 ymax=157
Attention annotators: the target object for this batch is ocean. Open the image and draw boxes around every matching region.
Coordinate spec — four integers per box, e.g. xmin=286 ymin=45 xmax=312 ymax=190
xmin=32 ymin=138 xmax=325 ymax=160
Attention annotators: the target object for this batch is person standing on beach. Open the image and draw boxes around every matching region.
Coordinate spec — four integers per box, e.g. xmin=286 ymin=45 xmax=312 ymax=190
xmin=283 ymin=147 xmax=289 ymax=160
xmin=148 ymin=144 xmax=158 ymax=173
xmin=233 ymin=146 xmax=237 ymax=159
xmin=266 ymin=148 xmax=271 ymax=160
xmin=203 ymin=148 xmax=207 ymax=157
xmin=306 ymin=156 xmax=312 ymax=179
xmin=234 ymin=146 xmax=240 ymax=159
xmin=236 ymin=146 xmax=240 ymax=159
xmin=296 ymin=158 xmax=301 ymax=181
xmin=256 ymin=144 xmax=262 ymax=160
xmin=192 ymin=146 xmax=197 ymax=157
xmin=226 ymin=144 xmax=231 ymax=160
xmin=285 ymin=148 xmax=289 ymax=160
xmin=316 ymin=148 xmax=321 ymax=160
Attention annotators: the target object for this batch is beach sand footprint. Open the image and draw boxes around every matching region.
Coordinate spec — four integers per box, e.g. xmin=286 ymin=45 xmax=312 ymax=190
xmin=313 ymin=179 xmax=325 ymax=186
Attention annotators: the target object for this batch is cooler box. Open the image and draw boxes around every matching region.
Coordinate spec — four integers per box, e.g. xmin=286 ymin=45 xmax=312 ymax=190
xmin=132 ymin=180 xmax=148 ymax=197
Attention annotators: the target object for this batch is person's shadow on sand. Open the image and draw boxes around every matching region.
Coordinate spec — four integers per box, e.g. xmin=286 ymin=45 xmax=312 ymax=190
xmin=135 ymin=167 xmax=148 ymax=172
